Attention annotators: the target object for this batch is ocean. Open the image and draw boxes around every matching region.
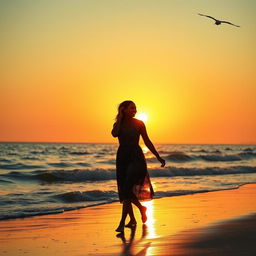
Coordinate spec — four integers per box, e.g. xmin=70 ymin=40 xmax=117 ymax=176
xmin=0 ymin=142 xmax=256 ymax=220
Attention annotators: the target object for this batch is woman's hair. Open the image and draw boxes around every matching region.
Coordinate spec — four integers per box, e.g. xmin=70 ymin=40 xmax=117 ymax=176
xmin=115 ymin=100 xmax=134 ymax=121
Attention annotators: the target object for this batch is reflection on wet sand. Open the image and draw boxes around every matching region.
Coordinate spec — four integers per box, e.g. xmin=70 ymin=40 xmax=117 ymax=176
xmin=116 ymin=224 xmax=151 ymax=256
xmin=116 ymin=200 xmax=159 ymax=255
xmin=142 ymin=201 xmax=157 ymax=239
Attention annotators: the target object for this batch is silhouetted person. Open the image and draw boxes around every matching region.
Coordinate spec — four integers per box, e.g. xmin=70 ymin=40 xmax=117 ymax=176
xmin=112 ymin=100 xmax=165 ymax=233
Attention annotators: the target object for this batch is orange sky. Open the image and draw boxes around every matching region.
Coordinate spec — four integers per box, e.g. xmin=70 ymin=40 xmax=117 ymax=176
xmin=1 ymin=0 xmax=255 ymax=144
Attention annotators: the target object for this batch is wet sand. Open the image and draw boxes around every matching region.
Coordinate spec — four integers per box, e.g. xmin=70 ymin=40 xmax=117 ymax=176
xmin=171 ymin=213 xmax=256 ymax=255
xmin=0 ymin=184 xmax=256 ymax=256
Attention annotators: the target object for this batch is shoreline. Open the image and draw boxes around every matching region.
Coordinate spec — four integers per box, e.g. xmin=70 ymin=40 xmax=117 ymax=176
xmin=1 ymin=184 xmax=256 ymax=255
xmin=1 ymin=182 xmax=255 ymax=222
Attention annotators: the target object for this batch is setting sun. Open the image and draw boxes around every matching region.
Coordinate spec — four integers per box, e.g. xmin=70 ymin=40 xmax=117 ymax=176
xmin=137 ymin=112 xmax=148 ymax=123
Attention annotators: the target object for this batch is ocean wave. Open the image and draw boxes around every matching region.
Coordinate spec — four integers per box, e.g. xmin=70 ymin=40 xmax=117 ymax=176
xmin=47 ymin=162 xmax=73 ymax=168
xmin=199 ymin=152 xmax=256 ymax=161
xmin=53 ymin=188 xmax=241 ymax=203
xmin=53 ymin=190 xmax=117 ymax=202
xmin=58 ymin=146 xmax=69 ymax=152
xmin=238 ymin=152 xmax=256 ymax=158
xmin=191 ymin=149 xmax=209 ymax=153
xmin=2 ymin=166 xmax=256 ymax=183
xmin=165 ymin=151 xmax=256 ymax=162
xmin=160 ymin=149 xmax=209 ymax=154
xmin=0 ymin=158 xmax=12 ymax=163
xmin=155 ymin=189 xmax=214 ymax=197
xmin=0 ymin=178 xmax=13 ymax=183
xmin=166 ymin=152 xmax=193 ymax=162
xmin=21 ymin=156 xmax=40 ymax=160
xmin=0 ymin=163 xmax=45 ymax=170
xmin=211 ymin=150 xmax=222 ymax=153
xmin=51 ymin=183 xmax=256 ymax=204
xmin=97 ymin=159 xmax=116 ymax=165
xmin=200 ymin=154 xmax=242 ymax=162
xmin=76 ymin=162 xmax=91 ymax=167
xmin=33 ymin=169 xmax=115 ymax=182
xmin=7 ymin=152 xmax=18 ymax=156
xmin=68 ymin=151 xmax=90 ymax=155
xmin=30 ymin=150 xmax=48 ymax=155
xmin=0 ymin=207 xmax=73 ymax=220
xmin=243 ymin=148 xmax=254 ymax=152
xmin=53 ymin=189 xmax=215 ymax=203
xmin=0 ymin=203 xmax=109 ymax=220
xmin=149 ymin=166 xmax=256 ymax=177
xmin=1 ymin=171 xmax=35 ymax=180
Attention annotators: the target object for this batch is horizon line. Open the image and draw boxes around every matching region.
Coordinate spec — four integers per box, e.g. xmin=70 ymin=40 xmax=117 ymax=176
xmin=0 ymin=140 xmax=255 ymax=145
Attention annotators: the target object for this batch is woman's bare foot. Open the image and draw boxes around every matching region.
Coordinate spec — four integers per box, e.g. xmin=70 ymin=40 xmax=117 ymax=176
xmin=125 ymin=220 xmax=137 ymax=228
xmin=140 ymin=206 xmax=147 ymax=223
xmin=115 ymin=222 xmax=125 ymax=233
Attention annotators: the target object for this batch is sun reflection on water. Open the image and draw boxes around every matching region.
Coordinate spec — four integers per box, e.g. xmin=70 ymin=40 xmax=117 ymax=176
xmin=141 ymin=144 xmax=149 ymax=154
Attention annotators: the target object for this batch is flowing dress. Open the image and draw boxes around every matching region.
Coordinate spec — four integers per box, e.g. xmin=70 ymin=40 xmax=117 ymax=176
xmin=116 ymin=120 xmax=154 ymax=203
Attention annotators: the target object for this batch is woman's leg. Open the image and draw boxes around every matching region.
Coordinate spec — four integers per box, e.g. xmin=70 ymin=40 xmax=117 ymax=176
xmin=116 ymin=199 xmax=131 ymax=232
xmin=131 ymin=198 xmax=142 ymax=209
xmin=126 ymin=202 xmax=137 ymax=227
xmin=132 ymin=198 xmax=147 ymax=223
xmin=128 ymin=203 xmax=136 ymax=222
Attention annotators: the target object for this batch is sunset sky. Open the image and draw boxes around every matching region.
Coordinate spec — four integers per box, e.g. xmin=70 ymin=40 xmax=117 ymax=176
xmin=1 ymin=0 xmax=255 ymax=144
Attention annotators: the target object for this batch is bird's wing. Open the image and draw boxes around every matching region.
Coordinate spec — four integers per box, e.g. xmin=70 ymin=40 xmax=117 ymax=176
xmin=221 ymin=21 xmax=240 ymax=27
xmin=198 ymin=13 xmax=217 ymax=21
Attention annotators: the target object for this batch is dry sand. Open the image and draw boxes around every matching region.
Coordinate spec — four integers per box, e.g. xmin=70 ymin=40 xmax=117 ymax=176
xmin=1 ymin=184 xmax=256 ymax=256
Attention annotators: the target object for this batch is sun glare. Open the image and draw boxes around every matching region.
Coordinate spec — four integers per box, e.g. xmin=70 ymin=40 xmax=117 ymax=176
xmin=141 ymin=145 xmax=149 ymax=154
xmin=142 ymin=201 xmax=157 ymax=239
xmin=137 ymin=112 xmax=148 ymax=123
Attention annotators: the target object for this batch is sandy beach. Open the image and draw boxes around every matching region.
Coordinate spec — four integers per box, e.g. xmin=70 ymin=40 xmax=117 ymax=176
xmin=1 ymin=184 xmax=256 ymax=256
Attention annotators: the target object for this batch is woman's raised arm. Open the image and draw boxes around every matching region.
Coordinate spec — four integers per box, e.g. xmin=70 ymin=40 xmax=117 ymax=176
xmin=111 ymin=120 xmax=121 ymax=137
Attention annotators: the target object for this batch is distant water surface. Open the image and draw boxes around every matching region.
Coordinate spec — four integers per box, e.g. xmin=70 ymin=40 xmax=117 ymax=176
xmin=0 ymin=142 xmax=256 ymax=220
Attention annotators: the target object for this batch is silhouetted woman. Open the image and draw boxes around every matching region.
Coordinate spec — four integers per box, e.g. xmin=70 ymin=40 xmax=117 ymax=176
xmin=112 ymin=100 xmax=165 ymax=233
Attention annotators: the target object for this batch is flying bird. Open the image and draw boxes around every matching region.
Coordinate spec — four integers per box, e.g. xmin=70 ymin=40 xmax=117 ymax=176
xmin=198 ymin=13 xmax=240 ymax=27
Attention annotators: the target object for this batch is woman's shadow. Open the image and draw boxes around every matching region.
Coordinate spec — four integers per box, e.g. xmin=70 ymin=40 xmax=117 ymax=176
xmin=116 ymin=224 xmax=151 ymax=256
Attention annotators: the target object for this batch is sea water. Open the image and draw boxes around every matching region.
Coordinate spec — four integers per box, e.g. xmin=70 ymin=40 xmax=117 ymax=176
xmin=0 ymin=142 xmax=256 ymax=220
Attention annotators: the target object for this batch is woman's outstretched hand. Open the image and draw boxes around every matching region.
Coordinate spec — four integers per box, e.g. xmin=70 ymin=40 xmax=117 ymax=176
xmin=157 ymin=157 xmax=166 ymax=167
